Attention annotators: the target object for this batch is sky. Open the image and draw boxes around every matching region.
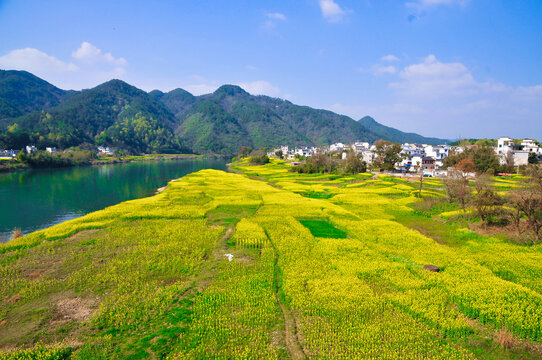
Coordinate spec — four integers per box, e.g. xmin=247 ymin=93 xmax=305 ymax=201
xmin=0 ymin=0 xmax=541 ymax=140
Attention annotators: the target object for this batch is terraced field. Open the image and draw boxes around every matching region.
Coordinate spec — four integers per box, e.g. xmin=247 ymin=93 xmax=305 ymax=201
xmin=1 ymin=159 xmax=542 ymax=359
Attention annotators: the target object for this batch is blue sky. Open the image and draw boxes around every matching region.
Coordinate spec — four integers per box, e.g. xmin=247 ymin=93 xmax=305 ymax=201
xmin=0 ymin=0 xmax=541 ymax=140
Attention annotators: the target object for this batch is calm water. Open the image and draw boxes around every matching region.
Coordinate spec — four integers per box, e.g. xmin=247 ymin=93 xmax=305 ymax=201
xmin=0 ymin=158 xmax=228 ymax=241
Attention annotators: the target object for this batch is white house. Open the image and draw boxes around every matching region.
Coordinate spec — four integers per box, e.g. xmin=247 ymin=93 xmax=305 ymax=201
xmin=361 ymin=150 xmax=375 ymax=165
xmin=496 ymin=137 xmax=515 ymax=156
xmin=401 ymin=143 xmax=425 ymax=157
xmin=25 ymin=145 xmax=37 ymax=154
xmin=46 ymin=147 xmax=57 ymax=154
xmin=424 ymin=145 xmax=450 ymax=161
xmin=0 ymin=150 xmax=17 ymax=159
xmin=97 ymin=146 xmax=114 ymax=155
xmin=521 ymin=139 xmax=542 ymax=155
xmin=495 ymin=137 xmax=538 ymax=166
xmin=352 ymin=142 xmax=370 ymax=153
xmin=329 ymin=143 xmax=345 ymax=152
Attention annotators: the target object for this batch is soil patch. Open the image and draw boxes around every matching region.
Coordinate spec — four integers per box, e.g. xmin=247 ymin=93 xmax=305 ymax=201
xmin=53 ymin=297 xmax=96 ymax=323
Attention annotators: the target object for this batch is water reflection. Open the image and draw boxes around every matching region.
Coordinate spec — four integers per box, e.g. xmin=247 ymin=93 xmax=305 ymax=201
xmin=0 ymin=158 xmax=228 ymax=241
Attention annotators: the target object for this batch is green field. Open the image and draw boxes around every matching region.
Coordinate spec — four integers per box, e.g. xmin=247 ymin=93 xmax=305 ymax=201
xmin=1 ymin=159 xmax=542 ymax=359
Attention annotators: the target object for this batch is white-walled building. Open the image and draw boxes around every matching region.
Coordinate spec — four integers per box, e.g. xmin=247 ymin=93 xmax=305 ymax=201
xmin=0 ymin=149 xmax=17 ymax=159
xmin=495 ymin=137 xmax=540 ymax=166
xmin=97 ymin=146 xmax=114 ymax=155
xmin=329 ymin=143 xmax=346 ymax=152
xmin=401 ymin=143 xmax=425 ymax=157
xmin=424 ymin=145 xmax=450 ymax=161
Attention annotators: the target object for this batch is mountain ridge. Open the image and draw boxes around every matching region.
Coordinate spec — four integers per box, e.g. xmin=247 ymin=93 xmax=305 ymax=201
xmin=0 ymin=70 xmax=448 ymax=155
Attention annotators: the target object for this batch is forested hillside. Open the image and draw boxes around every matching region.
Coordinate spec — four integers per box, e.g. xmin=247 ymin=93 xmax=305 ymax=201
xmin=0 ymin=70 xmax=447 ymax=155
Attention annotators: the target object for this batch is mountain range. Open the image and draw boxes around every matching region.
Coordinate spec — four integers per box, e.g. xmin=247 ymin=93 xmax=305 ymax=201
xmin=0 ymin=69 xmax=447 ymax=155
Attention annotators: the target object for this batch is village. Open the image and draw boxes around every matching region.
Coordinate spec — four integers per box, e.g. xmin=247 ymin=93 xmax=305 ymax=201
xmin=0 ymin=145 xmax=114 ymax=160
xmin=267 ymin=137 xmax=542 ymax=176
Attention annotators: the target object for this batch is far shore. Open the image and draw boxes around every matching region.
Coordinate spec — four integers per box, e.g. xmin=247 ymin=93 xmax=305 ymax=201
xmin=0 ymin=153 xmax=229 ymax=174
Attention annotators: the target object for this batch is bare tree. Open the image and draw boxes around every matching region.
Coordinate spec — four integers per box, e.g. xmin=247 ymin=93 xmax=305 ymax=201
xmin=443 ymin=168 xmax=471 ymax=218
xmin=509 ymin=166 xmax=542 ymax=244
xmin=472 ymin=173 xmax=503 ymax=226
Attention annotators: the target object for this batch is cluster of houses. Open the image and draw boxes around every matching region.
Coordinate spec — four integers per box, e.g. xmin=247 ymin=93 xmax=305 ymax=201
xmin=269 ymin=137 xmax=542 ymax=175
xmin=0 ymin=145 xmax=114 ymax=159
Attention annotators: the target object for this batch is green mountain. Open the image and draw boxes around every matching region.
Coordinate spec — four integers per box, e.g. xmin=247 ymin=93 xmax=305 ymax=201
xmin=358 ymin=116 xmax=448 ymax=145
xmin=0 ymin=70 xmax=447 ymax=155
xmin=0 ymin=70 xmax=68 ymax=120
xmin=1 ymin=79 xmax=184 ymax=153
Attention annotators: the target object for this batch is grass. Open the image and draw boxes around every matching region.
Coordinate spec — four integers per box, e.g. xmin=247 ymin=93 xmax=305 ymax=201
xmin=298 ymin=219 xmax=347 ymax=238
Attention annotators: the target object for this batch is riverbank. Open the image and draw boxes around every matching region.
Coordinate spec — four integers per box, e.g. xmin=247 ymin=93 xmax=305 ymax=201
xmin=0 ymin=153 xmax=224 ymax=173
xmin=0 ymin=157 xmax=229 ymax=242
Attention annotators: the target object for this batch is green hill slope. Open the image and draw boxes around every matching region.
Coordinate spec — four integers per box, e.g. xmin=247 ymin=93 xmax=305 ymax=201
xmin=2 ymin=80 xmax=184 ymax=153
xmin=0 ymin=71 xmax=448 ymax=155
xmin=0 ymin=69 xmax=68 ymax=120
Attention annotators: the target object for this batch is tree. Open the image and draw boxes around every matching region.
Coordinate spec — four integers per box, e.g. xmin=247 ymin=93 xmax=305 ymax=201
xmin=344 ymin=151 xmax=367 ymax=174
xmin=373 ymin=140 xmax=403 ymax=171
xmin=275 ymin=150 xmax=284 ymax=159
xmin=443 ymin=144 xmax=499 ymax=175
xmin=443 ymin=168 xmax=471 ymax=216
xmin=509 ymin=166 xmax=542 ymax=244
xmin=471 ymin=145 xmax=500 ymax=174
xmin=503 ymin=151 xmax=516 ymax=173
xmin=456 ymin=158 xmax=476 ymax=174
xmin=238 ymin=146 xmax=252 ymax=158
xmin=472 ymin=173 xmax=504 ymax=226
xmin=528 ymin=152 xmax=539 ymax=164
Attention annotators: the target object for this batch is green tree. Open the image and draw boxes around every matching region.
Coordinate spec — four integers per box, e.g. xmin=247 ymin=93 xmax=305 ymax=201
xmin=472 ymin=173 xmax=504 ymax=225
xmin=528 ymin=152 xmax=539 ymax=164
xmin=373 ymin=140 xmax=403 ymax=171
xmin=344 ymin=151 xmax=367 ymax=174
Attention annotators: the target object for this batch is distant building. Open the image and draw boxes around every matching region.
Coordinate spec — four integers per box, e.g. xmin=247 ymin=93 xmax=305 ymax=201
xmin=46 ymin=147 xmax=57 ymax=153
xmin=495 ymin=136 xmax=540 ymax=166
xmin=97 ymin=146 xmax=114 ymax=155
xmin=25 ymin=145 xmax=37 ymax=154
xmin=424 ymin=145 xmax=450 ymax=161
xmin=0 ymin=149 xmax=17 ymax=159
xmin=329 ymin=143 xmax=345 ymax=152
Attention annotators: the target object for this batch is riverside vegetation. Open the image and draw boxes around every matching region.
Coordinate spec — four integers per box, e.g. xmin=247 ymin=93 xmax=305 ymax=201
xmin=1 ymin=158 xmax=542 ymax=359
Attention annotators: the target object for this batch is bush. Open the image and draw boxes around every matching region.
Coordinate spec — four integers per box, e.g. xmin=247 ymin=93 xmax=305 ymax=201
xmin=17 ymin=150 xmax=96 ymax=168
xmin=249 ymin=154 xmax=270 ymax=165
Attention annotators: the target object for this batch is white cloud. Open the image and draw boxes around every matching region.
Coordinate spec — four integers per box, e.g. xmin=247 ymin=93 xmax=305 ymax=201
xmin=381 ymin=54 xmax=400 ymax=62
xmin=267 ymin=12 xmax=286 ymax=21
xmin=0 ymin=48 xmax=78 ymax=74
xmin=0 ymin=44 xmax=128 ymax=90
xmin=406 ymin=0 xmax=469 ymax=9
xmin=381 ymin=55 xmax=542 ymax=138
xmin=370 ymin=64 xmax=396 ymax=75
xmin=238 ymin=81 xmax=280 ymax=97
xmin=72 ymin=42 xmax=127 ymax=66
xmin=330 ymin=55 xmax=542 ymax=139
xmin=389 ymin=54 xmax=476 ymax=96
xmin=261 ymin=12 xmax=287 ymax=32
xmin=183 ymin=83 xmax=218 ymax=96
xmin=406 ymin=0 xmax=469 ymax=21
xmin=319 ymin=0 xmax=348 ymax=23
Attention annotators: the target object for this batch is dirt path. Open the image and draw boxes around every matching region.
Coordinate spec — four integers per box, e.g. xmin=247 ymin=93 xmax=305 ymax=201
xmin=276 ymin=289 xmax=307 ymax=360
xmin=265 ymin=231 xmax=308 ymax=359
xmin=222 ymin=227 xmax=233 ymax=250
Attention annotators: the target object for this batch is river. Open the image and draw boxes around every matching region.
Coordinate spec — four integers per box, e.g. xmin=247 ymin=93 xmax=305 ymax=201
xmin=0 ymin=158 xmax=228 ymax=241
